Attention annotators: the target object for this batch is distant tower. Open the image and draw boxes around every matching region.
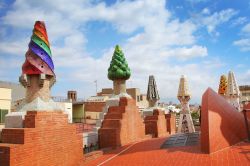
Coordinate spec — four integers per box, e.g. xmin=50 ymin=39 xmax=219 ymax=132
xmin=218 ymin=75 xmax=227 ymax=96
xmin=225 ymin=71 xmax=241 ymax=111
xmin=177 ymin=75 xmax=195 ymax=133
xmin=147 ymin=75 xmax=160 ymax=107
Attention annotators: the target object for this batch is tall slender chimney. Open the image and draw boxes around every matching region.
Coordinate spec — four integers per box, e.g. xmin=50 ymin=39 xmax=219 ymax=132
xmin=225 ymin=71 xmax=241 ymax=111
xmin=177 ymin=75 xmax=195 ymax=133
xmin=146 ymin=75 xmax=160 ymax=107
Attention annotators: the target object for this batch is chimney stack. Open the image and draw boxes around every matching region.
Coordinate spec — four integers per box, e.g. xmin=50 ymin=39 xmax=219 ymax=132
xmin=68 ymin=91 xmax=77 ymax=102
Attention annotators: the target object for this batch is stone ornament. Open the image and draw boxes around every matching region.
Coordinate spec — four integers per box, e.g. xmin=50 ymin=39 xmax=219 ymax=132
xmin=108 ymin=45 xmax=131 ymax=81
xmin=147 ymin=75 xmax=160 ymax=107
xmin=218 ymin=75 xmax=227 ymax=95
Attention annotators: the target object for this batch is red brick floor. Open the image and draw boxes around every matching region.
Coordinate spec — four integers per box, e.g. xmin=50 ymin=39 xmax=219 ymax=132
xmin=84 ymin=137 xmax=250 ymax=166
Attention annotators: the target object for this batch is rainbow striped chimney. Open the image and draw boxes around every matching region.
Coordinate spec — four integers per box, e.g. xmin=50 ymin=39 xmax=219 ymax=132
xmin=19 ymin=21 xmax=56 ymax=103
xmin=4 ymin=21 xmax=68 ymax=128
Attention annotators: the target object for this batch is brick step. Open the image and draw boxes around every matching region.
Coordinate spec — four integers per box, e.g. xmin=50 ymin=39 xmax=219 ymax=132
xmin=144 ymin=116 xmax=158 ymax=121
xmin=102 ymin=119 xmax=121 ymax=128
xmin=104 ymin=113 xmax=123 ymax=119
xmin=84 ymin=150 xmax=103 ymax=162
xmin=98 ymin=128 xmax=119 ymax=148
xmin=119 ymin=97 xmax=136 ymax=106
xmin=108 ymin=106 xmax=126 ymax=114
xmin=1 ymin=129 xmax=25 ymax=144
xmin=99 ymin=128 xmax=118 ymax=132
xmin=144 ymin=120 xmax=158 ymax=124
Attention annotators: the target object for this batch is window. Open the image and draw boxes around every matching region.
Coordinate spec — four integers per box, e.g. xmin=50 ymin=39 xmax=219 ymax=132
xmin=140 ymin=95 xmax=143 ymax=101
xmin=137 ymin=96 xmax=140 ymax=102
xmin=0 ymin=109 xmax=8 ymax=124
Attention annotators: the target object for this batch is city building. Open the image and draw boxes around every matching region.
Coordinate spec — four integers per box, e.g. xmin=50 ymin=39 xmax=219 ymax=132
xmin=0 ymin=87 xmax=11 ymax=125
xmin=84 ymin=96 xmax=109 ymax=124
xmin=239 ymin=85 xmax=250 ymax=103
xmin=0 ymin=81 xmax=25 ymax=111
xmin=97 ymin=88 xmax=149 ymax=109
xmin=51 ymin=96 xmax=74 ymax=123
xmin=69 ymin=88 xmax=149 ymax=125
xmin=56 ymin=100 xmax=73 ymax=123
xmin=72 ymin=101 xmax=85 ymax=123
xmin=166 ymin=105 xmax=180 ymax=113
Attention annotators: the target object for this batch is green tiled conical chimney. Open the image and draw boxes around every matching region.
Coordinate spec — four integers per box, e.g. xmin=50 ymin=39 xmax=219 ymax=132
xmin=108 ymin=45 xmax=131 ymax=95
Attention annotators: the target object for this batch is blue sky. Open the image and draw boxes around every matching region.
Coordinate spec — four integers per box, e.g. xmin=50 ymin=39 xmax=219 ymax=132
xmin=0 ymin=0 xmax=249 ymax=104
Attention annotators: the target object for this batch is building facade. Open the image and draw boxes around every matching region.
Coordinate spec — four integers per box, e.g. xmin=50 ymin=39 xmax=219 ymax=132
xmin=84 ymin=96 xmax=108 ymax=124
xmin=0 ymin=81 xmax=25 ymax=112
xmin=239 ymin=85 xmax=250 ymax=103
xmin=72 ymin=101 xmax=85 ymax=123
xmin=0 ymin=87 xmax=11 ymax=124
xmin=51 ymin=96 xmax=73 ymax=123
xmin=97 ymin=88 xmax=149 ymax=109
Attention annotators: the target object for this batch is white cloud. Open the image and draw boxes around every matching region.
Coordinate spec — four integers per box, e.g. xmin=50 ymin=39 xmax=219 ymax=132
xmin=0 ymin=0 xmax=225 ymax=103
xmin=233 ymin=39 xmax=250 ymax=51
xmin=69 ymin=0 xmax=171 ymax=34
xmin=236 ymin=64 xmax=245 ymax=68
xmin=193 ymin=8 xmax=238 ymax=35
xmin=238 ymin=70 xmax=250 ymax=85
xmin=232 ymin=17 xmax=248 ymax=26
xmin=202 ymin=8 xmax=210 ymax=15
xmin=242 ymin=23 xmax=250 ymax=35
xmin=0 ymin=39 xmax=28 ymax=55
xmin=170 ymin=45 xmax=208 ymax=60
xmin=233 ymin=23 xmax=250 ymax=51
xmin=201 ymin=57 xmax=225 ymax=69
xmin=186 ymin=0 xmax=208 ymax=3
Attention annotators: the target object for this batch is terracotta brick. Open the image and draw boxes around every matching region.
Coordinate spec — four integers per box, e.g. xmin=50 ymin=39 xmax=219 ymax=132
xmin=201 ymin=88 xmax=247 ymax=154
xmin=99 ymin=97 xmax=145 ymax=148
xmin=104 ymin=113 xmax=123 ymax=119
xmin=0 ymin=111 xmax=84 ymax=166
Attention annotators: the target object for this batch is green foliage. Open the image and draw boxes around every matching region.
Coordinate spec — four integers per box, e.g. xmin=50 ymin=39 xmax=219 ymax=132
xmin=175 ymin=104 xmax=181 ymax=109
xmin=108 ymin=45 xmax=131 ymax=80
xmin=191 ymin=111 xmax=200 ymax=120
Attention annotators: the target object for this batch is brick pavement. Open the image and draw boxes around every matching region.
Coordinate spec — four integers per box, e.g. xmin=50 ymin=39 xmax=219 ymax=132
xmin=85 ymin=137 xmax=250 ymax=166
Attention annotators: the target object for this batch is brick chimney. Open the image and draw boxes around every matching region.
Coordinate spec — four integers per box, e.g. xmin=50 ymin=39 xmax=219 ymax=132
xmin=68 ymin=91 xmax=77 ymax=102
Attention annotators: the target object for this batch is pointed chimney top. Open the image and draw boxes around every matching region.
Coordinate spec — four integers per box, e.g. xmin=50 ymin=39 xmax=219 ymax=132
xmin=226 ymin=71 xmax=240 ymax=96
xmin=22 ymin=20 xmax=55 ymax=77
xmin=177 ymin=75 xmax=191 ymax=98
xmin=146 ymin=75 xmax=160 ymax=101
xmin=218 ymin=74 xmax=227 ymax=95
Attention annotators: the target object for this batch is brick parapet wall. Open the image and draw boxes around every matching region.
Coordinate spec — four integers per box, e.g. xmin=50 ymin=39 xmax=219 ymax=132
xmin=0 ymin=111 xmax=84 ymax=166
xmin=144 ymin=109 xmax=169 ymax=138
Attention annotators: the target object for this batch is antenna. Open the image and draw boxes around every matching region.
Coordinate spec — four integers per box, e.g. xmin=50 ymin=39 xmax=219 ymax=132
xmin=94 ymin=80 xmax=97 ymax=95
